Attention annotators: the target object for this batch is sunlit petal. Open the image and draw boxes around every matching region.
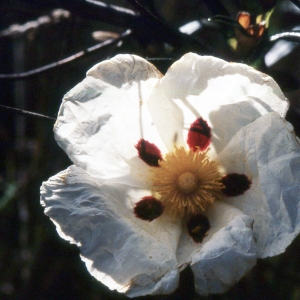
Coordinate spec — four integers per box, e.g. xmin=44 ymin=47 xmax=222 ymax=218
xmin=218 ymin=112 xmax=300 ymax=258
xmin=41 ymin=165 xmax=182 ymax=297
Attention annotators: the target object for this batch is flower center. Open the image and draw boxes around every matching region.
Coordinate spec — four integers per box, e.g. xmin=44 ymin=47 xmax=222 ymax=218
xmin=150 ymin=146 xmax=223 ymax=217
xmin=177 ymin=172 xmax=197 ymax=193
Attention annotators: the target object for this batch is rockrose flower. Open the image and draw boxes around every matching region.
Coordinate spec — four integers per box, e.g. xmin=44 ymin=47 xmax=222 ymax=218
xmin=40 ymin=53 xmax=300 ymax=297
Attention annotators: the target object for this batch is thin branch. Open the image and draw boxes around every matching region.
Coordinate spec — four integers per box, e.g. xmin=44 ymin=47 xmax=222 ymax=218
xmin=16 ymin=0 xmax=214 ymax=54
xmin=0 ymin=104 xmax=56 ymax=120
xmin=16 ymin=0 xmax=140 ymax=28
xmin=208 ymin=15 xmax=254 ymax=37
xmin=0 ymin=29 xmax=131 ymax=80
xmin=269 ymin=31 xmax=300 ymax=42
xmin=86 ymin=0 xmax=136 ymax=15
xmin=146 ymin=57 xmax=173 ymax=61
xmin=126 ymin=0 xmax=164 ymax=24
xmin=0 ymin=9 xmax=70 ymax=38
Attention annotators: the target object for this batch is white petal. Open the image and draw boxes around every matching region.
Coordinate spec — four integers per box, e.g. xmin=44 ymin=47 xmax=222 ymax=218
xmin=40 ymin=166 xmax=182 ymax=297
xmin=54 ymin=55 xmax=166 ymax=185
xmin=218 ymin=112 xmax=300 ymax=258
xmin=161 ymin=53 xmax=288 ymax=155
xmin=176 ymin=202 xmax=256 ymax=295
xmin=147 ymin=81 xmax=185 ymax=150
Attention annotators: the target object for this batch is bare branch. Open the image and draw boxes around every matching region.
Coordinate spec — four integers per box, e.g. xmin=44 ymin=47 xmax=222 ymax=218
xmin=17 ymin=0 xmax=214 ymax=54
xmin=0 ymin=29 xmax=131 ymax=80
xmin=0 ymin=9 xmax=70 ymax=38
xmin=269 ymin=31 xmax=300 ymax=42
xmin=126 ymin=0 xmax=164 ymax=24
xmin=0 ymin=104 xmax=56 ymax=120
xmin=146 ymin=57 xmax=173 ymax=61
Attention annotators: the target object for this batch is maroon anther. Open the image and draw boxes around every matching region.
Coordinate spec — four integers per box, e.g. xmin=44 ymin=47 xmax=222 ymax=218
xmin=187 ymin=118 xmax=211 ymax=151
xmin=187 ymin=214 xmax=210 ymax=243
xmin=134 ymin=196 xmax=164 ymax=221
xmin=135 ymin=139 xmax=162 ymax=166
xmin=221 ymin=173 xmax=252 ymax=196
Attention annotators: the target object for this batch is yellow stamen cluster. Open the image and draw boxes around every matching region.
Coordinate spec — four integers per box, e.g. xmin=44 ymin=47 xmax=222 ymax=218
xmin=150 ymin=147 xmax=223 ymax=217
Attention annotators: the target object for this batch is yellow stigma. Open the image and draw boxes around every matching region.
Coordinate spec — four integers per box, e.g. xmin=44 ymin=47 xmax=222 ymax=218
xmin=177 ymin=172 xmax=197 ymax=193
xmin=150 ymin=146 xmax=223 ymax=217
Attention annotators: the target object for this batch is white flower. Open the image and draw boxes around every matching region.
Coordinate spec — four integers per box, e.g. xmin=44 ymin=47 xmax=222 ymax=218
xmin=40 ymin=53 xmax=300 ymax=297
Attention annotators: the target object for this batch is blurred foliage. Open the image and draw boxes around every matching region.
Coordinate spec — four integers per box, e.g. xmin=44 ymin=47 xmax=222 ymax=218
xmin=0 ymin=0 xmax=300 ymax=299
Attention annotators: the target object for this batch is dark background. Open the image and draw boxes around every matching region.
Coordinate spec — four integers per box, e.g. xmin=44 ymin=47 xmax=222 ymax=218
xmin=1 ymin=1 xmax=300 ymax=299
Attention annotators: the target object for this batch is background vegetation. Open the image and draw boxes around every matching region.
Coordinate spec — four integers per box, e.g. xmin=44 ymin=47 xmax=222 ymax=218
xmin=1 ymin=0 xmax=300 ymax=299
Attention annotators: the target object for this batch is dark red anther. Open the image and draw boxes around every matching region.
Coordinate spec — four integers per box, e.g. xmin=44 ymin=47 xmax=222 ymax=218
xmin=187 ymin=214 xmax=210 ymax=243
xmin=134 ymin=196 xmax=164 ymax=221
xmin=187 ymin=118 xmax=211 ymax=151
xmin=221 ymin=173 xmax=252 ymax=196
xmin=135 ymin=139 xmax=162 ymax=167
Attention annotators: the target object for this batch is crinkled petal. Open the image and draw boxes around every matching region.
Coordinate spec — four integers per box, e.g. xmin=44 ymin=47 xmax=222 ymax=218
xmin=161 ymin=53 xmax=287 ymax=156
xmin=54 ymin=55 xmax=166 ymax=186
xmin=40 ymin=165 xmax=182 ymax=297
xmin=218 ymin=112 xmax=300 ymax=258
xmin=176 ymin=202 xmax=256 ymax=294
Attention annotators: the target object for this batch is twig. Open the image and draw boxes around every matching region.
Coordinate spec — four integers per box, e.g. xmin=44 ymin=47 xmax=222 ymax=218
xmin=126 ymin=0 xmax=164 ymax=24
xmin=146 ymin=57 xmax=173 ymax=61
xmin=17 ymin=0 xmax=140 ymax=28
xmin=269 ymin=31 xmax=300 ymax=42
xmin=208 ymin=15 xmax=254 ymax=37
xmin=17 ymin=0 xmax=214 ymax=54
xmin=0 ymin=9 xmax=70 ymax=38
xmin=0 ymin=104 xmax=56 ymax=120
xmin=0 ymin=29 xmax=131 ymax=80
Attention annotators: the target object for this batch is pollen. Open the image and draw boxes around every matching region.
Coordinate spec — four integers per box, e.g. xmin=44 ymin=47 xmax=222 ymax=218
xmin=150 ymin=146 xmax=223 ymax=217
